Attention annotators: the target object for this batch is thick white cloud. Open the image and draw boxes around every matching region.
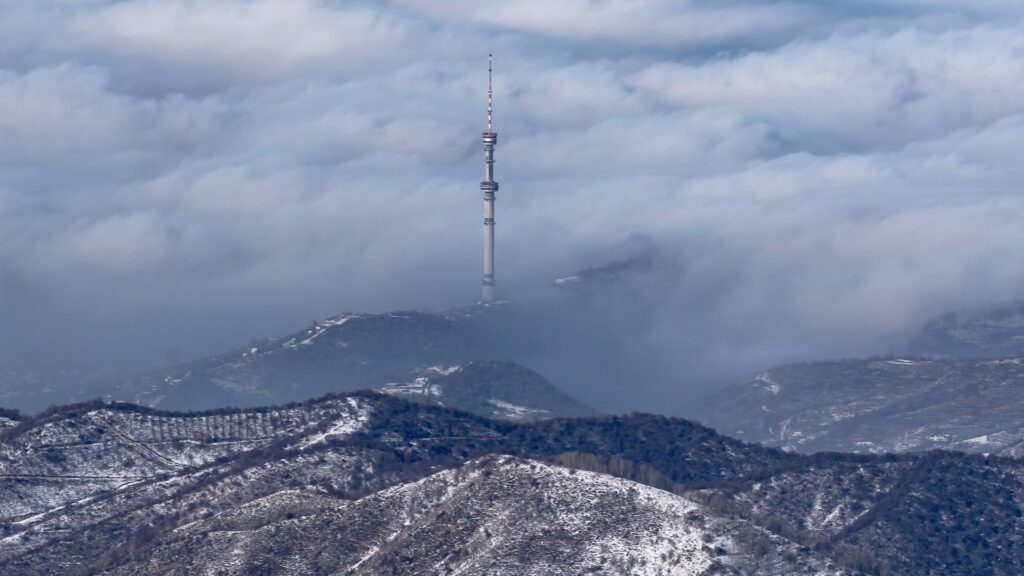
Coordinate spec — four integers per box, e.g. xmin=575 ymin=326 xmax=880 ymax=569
xmin=632 ymin=27 xmax=1024 ymax=151
xmin=391 ymin=0 xmax=824 ymax=48
xmin=2 ymin=0 xmax=1024 ymax=408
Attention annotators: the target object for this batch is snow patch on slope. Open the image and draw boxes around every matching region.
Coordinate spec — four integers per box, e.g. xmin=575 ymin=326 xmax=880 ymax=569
xmin=885 ymin=359 xmax=920 ymax=366
xmin=488 ymin=399 xmax=551 ymax=421
xmin=295 ymin=398 xmax=371 ymax=449
xmin=755 ymin=372 xmax=782 ymax=394
xmin=380 ymin=377 xmax=443 ymax=398
xmin=964 ymin=434 xmax=992 ymax=446
xmin=425 ymin=365 xmax=461 ymax=376
xmin=294 ymin=315 xmax=359 ymax=347
xmin=379 ymin=365 xmax=462 ymax=399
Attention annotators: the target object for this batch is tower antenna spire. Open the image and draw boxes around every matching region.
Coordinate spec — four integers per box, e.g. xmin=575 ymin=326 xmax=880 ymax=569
xmin=480 ymin=55 xmax=499 ymax=303
xmin=487 ymin=54 xmax=493 ymax=134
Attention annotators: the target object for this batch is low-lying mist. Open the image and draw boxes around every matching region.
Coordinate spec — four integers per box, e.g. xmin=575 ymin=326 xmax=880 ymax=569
xmin=4 ymin=1 xmax=1024 ymax=413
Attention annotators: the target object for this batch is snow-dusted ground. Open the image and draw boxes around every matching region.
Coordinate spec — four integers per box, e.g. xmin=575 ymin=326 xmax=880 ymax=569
xmin=0 ymin=397 xmax=372 ymax=520
xmin=379 ymin=377 xmax=443 ymax=398
xmin=375 ymin=361 xmax=592 ymax=423
xmin=6 ymin=389 xmax=988 ymax=575
xmin=736 ymin=459 xmax=914 ymax=542
xmin=117 ymin=311 xmax=385 ymax=407
xmin=487 ymin=398 xmax=551 ymax=421
xmin=379 ymin=365 xmax=462 ymax=399
xmin=885 ymin=359 xmax=922 ymax=366
xmin=108 ymin=456 xmax=726 ymax=576
xmin=291 ymin=315 xmax=360 ymax=348
xmin=705 ymin=357 xmax=1024 ymax=456
xmin=295 ymin=398 xmax=372 ymax=449
xmin=755 ymin=372 xmax=782 ymax=394
xmin=424 ymin=365 xmax=461 ymax=376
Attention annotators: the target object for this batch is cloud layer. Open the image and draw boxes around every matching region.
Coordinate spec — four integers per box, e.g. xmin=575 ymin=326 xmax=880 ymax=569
xmin=2 ymin=0 xmax=1024 ymax=408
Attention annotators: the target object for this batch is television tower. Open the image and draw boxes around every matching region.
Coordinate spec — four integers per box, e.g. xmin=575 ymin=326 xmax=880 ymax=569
xmin=481 ymin=54 xmax=499 ymax=303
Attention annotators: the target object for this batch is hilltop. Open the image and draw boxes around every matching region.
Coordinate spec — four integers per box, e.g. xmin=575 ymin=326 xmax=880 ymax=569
xmin=1 ymin=392 xmax=1023 ymax=574
xmin=695 ymin=356 xmax=1024 ymax=456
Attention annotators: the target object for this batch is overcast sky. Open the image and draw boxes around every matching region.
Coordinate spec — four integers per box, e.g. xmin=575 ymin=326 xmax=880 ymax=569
xmin=2 ymin=0 xmax=1024 ymax=379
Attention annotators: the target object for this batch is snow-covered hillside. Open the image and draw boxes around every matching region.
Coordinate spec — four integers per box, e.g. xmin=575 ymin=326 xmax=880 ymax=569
xmin=698 ymin=357 xmax=1024 ymax=455
xmin=913 ymin=303 xmax=1024 ymax=358
xmin=114 ymin=310 xmax=480 ymax=409
xmin=378 ymin=361 xmax=594 ymax=421
xmin=2 ymin=392 xmax=1022 ymax=575
xmin=106 ymin=457 xmax=729 ymax=575
xmin=0 ymin=396 xmax=370 ymax=520
xmin=108 ymin=306 xmax=595 ymax=423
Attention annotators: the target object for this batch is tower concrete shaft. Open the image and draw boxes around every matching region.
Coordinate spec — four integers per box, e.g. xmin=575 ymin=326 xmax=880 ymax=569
xmin=481 ymin=55 xmax=498 ymax=303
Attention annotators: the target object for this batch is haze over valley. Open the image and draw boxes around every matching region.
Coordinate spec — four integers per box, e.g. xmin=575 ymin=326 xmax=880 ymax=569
xmin=5 ymin=0 xmax=1024 ymax=409
xmin=5 ymin=0 xmax=1024 ymax=574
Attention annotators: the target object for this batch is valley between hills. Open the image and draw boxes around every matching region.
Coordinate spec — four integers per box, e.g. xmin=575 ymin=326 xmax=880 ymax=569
xmin=3 ymin=301 xmax=1024 ymax=574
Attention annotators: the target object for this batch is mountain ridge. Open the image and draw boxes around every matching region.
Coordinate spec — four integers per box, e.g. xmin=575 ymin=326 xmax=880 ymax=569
xmin=3 ymin=391 xmax=1024 ymax=574
xmin=694 ymin=355 xmax=1024 ymax=456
